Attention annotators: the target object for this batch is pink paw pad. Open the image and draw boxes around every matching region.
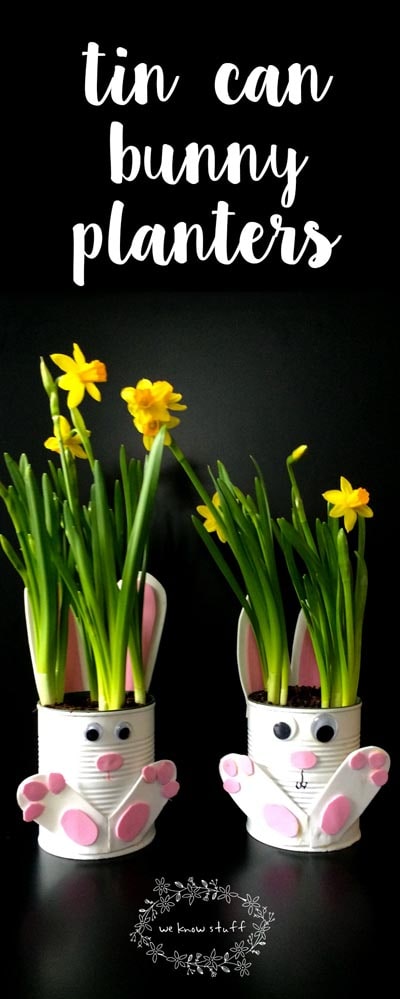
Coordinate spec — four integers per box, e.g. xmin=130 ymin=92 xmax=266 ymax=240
xmin=223 ymin=778 xmax=241 ymax=794
xmin=116 ymin=802 xmax=150 ymax=842
xmin=22 ymin=780 xmax=48 ymax=802
xmin=222 ymin=759 xmax=238 ymax=778
xmin=161 ymin=780 xmax=180 ymax=799
xmin=264 ymin=804 xmax=299 ymax=838
xmin=24 ymin=802 xmax=45 ymax=822
xmin=142 ymin=764 xmax=157 ymax=783
xmin=240 ymin=756 xmax=254 ymax=776
xmin=222 ymin=756 xmax=254 ymax=778
xmin=321 ymin=794 xmax=351 ymax=836
xmin=48 ymin=773 xmax=66 ymax=794
xmin=368 ymin=751 xmax=387 ymax=769
xmin=349 ymin=751 xmax=368 ymax=770
xmin=61 ymin=809 xmax=99 ymax=846
xmin=370 ymin=769 xmax=388 ymax=787
xmin=156 ymin=761 xmax=176 ymax=785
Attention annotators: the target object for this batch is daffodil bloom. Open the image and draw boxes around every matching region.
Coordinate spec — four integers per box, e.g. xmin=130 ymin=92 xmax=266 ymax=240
xmin=44 ymin=416 xmax=88 ymax=459
xmin=196 ymin=493 xmax=226 ymax=543
xmin=121 ymin=379 xmax=186 ymax=450
xmin=138 ymin=417 xmax=180 ymax=451
xmin=322 ymin=476 xmax=374 ymax=533
xmin=51 ymin=343 xmax=107 ymax=408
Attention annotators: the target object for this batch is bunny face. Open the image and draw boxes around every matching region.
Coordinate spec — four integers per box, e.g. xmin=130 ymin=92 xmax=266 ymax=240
xmin=247 ymin=699 xmax=361 ymax=810
xmin=37 ymin=703 xmax=155 ymax=814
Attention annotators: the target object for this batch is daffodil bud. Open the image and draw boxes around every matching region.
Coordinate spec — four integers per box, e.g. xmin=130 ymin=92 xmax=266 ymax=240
xmin=288 ymin=444 xmax=308 ymax=464
xmin=40 ymin=358 xmax=57 ymax=397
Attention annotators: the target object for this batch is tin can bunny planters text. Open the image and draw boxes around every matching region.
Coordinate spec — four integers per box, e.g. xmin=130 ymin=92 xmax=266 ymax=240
xmin=219 ymin=609 xmax=390 ymax=853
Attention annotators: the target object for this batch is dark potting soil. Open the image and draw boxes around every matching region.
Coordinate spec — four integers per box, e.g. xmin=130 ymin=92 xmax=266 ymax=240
xmin=249 ymin=686 xmax=322 ymax=709
xmin=41 ymin=692 xmax=153 ymax=712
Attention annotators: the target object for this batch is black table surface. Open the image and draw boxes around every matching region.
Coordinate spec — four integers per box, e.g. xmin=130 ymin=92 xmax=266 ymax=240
xmin=8 ymin=751 xmax=396 ymax=999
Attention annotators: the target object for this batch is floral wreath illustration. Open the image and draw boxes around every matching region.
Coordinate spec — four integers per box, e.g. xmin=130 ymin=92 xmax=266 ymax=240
xmin=130 ymin=876 xmax=275 ymax=977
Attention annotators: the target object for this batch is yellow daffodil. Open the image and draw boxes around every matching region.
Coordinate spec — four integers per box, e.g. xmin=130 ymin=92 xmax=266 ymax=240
xmin=322 ymin=476 xmax=374 ymax=532
xmin=44 ymin=416 xmax=88 ymax=459
xmin=121 ymin=379 xmax=186 ymax=450
xmin=51 ymin=343 xmax=107 ymax=408
xmin=196 ymin=492 xmax=226 ymax=543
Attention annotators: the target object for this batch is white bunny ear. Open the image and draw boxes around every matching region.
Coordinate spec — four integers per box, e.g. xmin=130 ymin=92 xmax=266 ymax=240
xmin=125 ymin=573 xmax=167 ymax=694
xmin=237 ymin=606 xmax=265 ymax=699
xmin=290 ymin=609 xmax=320 ymax=686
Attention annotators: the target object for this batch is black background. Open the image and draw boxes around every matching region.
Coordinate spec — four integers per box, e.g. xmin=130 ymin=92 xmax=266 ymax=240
xmin=2 ymin=15 xmax=397 ymax=997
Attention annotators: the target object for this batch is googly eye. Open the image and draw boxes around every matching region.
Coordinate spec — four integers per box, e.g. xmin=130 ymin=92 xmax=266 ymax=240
xmin=85 ymin=723 xmax=103 ymax=742
xmin=115 ymin=723 xmax=131 ymax=741
xmin=273 ymin=718 xmax=297 ymax=740
xmin=311 ymin=715 xmax=337 ymax=743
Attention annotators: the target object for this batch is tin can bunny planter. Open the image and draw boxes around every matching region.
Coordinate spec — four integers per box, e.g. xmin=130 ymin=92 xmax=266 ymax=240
xmin=219 ymin=609 xmax=390 ymax=852
xmin=0 ymin=347 xmax=183 ymax=860
xmin=17 ymin=574 xmax=180 ymax=860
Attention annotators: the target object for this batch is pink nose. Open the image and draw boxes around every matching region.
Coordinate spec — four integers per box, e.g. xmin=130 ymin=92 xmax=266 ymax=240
xmin=96 ymin=753 xmax=123 ymax=773
xmin=291 ymin=751 xmax=317 ymax=769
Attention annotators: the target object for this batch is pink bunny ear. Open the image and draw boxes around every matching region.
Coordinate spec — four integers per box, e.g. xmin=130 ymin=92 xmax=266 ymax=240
xmin=64 ymin=610 xmax=89 ymax=692
xmin=237 ymin=607 xmax=264 ymax=698
xmin=63 ymin=575 xmax=166 ymax=697
xmin=125 ymin=573 xmax=166 ymax=693
xmin=237 ymin=605 xmax=320 ymax=699
xmin=65 ymin=574 xmax=166 ymax=696
xmin=291 ymin=609 xmax=320 ymax=686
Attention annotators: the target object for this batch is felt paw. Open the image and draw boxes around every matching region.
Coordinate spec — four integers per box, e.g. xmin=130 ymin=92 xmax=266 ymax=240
xmin=142 ymin=760 xmax=180 ymax=798
xmin=219 ymin=752 xmax=305 ymax=841
xmin=17 ymin=771 xmax=104 ymax=842
xmin=220 ymin=754 xmax=254 ymax=793
xmin=311 ymin=745 xmax=390 ymax=846
xmin=111 ymin=759 xmax=180 ymax=846
xmin=18 ymin=773 xmax=67 ymax=822
xmin=348 ymin=749 xmax=389 ymax=787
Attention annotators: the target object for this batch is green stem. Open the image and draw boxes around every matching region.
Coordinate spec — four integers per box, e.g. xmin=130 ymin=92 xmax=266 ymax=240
xmin=71 ymin=407 xmax=95 ymax=471
xmin=286 ymin=457 xmax=318 ymax=555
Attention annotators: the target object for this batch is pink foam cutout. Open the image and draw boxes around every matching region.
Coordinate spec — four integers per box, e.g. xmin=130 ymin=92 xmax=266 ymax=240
xmin=241 ymin=756 xmax=254 ymax=776
xmin=22 ymin=780 xmax=48 ymax=802
xmin=24 ymin=802 xmax=45 ymax=822
xmin=64 ymin=609 xmax=86 ymax=692
xmin=368 ymin=751 xmax=386 ymax=769
xmin=297 ymin=626 xmax=321 ymax=686
xmin=48 ymin=773 xmax=66 ymax=794
xmin=320 ymin=795 xmax=351 ymax=835
xmin=223 ymin=779 xmax=241 ymax=794
xmin=222 ymin=759 xmax=238 ymax=777
xmin=245 ymin=625 xmax=264 ymax=694
xmin=142 ymin=764 xmax=157 ymax=783
xmin=291 ymin=751 xmax=317 ymax=770
xmin=125 ymin=584 xmax=157 ymax=691
xmin=61 ymin=809 xmax=99 ymax=846
xmin=156 ymin=761 xmax=175 ymax=785
xmin=96 ymin=753 xmax=123 ymax=773
xmin=264 ymin=804 xmax=299 ymax=838
xmin=370 ymin=769 xmax=388 ymax=787
xmin=349 ymin=751 xmax=367 ymax=770
xmin=162 ymin=780 xmax=180 ymax=799
xmin=116 ymin=802 xmax=150 ymax=842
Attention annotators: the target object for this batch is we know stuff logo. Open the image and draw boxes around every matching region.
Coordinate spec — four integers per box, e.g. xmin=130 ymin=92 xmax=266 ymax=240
xmin=130 ymin=876 xmax=275 ymax=978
